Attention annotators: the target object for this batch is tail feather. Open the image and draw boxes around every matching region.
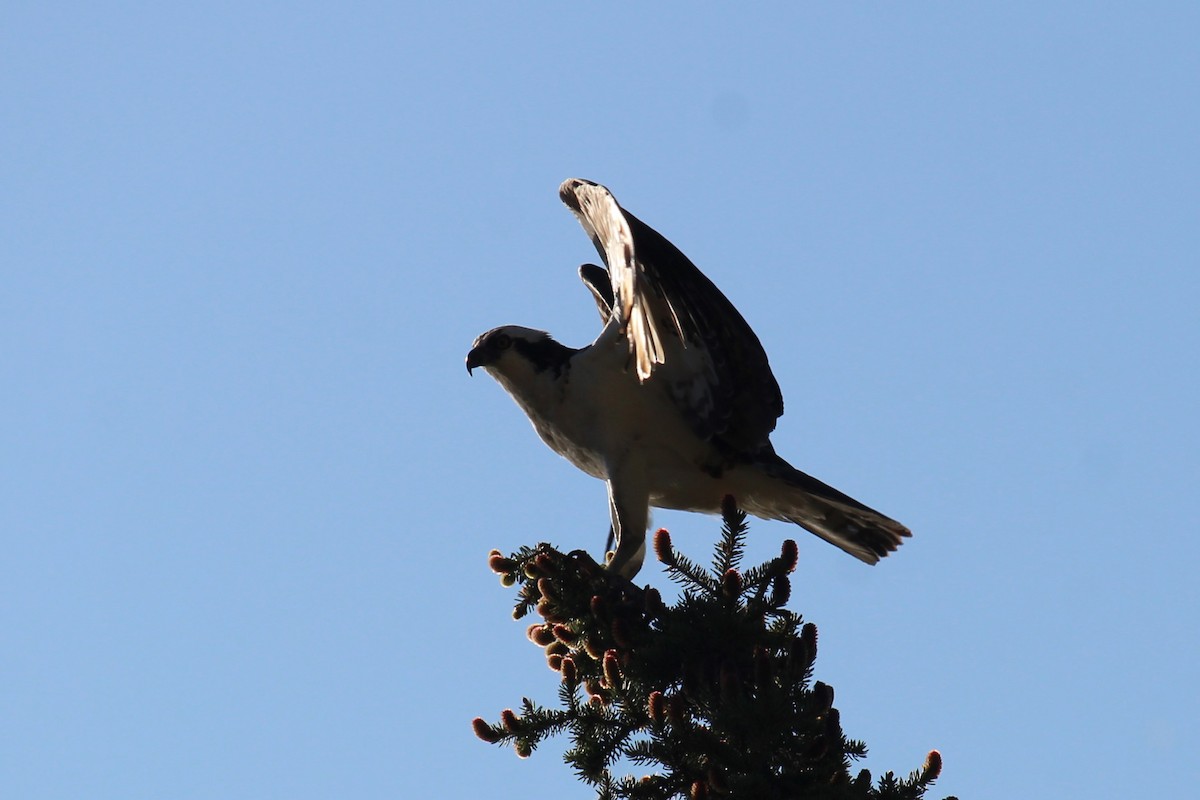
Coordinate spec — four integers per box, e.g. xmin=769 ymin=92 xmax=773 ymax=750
xmin=750 ymin=455 xmax=911 ymax=564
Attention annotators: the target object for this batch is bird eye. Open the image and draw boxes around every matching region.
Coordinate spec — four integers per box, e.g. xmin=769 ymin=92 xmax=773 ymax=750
xmin=492 ymin=333 xmax=512 ymax=350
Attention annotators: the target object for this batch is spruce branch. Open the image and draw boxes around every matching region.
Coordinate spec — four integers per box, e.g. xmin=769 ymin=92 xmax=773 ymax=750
xmin=712 ymin=494 xmax=749 ymax=576
xmin=475 ymin=503 xmax=956 ymax=800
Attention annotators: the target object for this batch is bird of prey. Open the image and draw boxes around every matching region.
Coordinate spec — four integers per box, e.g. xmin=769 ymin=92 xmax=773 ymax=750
xmin=467 ymin=178 xmax=910 ymax=579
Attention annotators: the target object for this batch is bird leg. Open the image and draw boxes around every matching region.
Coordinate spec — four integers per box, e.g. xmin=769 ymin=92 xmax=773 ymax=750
xmin=604 ymin=470 xmax=650 ymax=579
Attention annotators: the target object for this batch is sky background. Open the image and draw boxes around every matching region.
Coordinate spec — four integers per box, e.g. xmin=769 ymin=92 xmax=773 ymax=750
xmin=3 ymin=4 xmax=1198 ymax=798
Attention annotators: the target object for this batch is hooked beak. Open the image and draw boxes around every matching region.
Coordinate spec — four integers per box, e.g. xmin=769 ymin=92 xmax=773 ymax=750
xmin=465 ymin=344 xmax=488 ymax=376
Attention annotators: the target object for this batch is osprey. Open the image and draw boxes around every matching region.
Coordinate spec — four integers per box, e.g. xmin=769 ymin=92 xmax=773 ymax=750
xmin=467 ymin=178 xmax=910 ymax=578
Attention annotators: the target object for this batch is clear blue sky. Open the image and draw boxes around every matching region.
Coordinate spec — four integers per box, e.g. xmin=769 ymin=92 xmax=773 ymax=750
xmin=3 ymin=4 xmax=1197 ymax=798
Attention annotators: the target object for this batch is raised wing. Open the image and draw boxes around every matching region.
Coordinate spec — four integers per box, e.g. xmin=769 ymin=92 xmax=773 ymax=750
xmin=560 ymin=178 xmax=783 ymax=454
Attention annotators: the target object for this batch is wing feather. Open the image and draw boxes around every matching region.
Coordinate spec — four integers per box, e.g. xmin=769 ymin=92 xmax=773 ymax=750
xmin=578 ymin=263 xmax=615 ymax=322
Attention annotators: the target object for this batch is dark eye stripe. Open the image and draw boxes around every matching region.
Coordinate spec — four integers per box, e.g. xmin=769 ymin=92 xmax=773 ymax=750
xmin=512 ymin=336 xmax=577 ymax=375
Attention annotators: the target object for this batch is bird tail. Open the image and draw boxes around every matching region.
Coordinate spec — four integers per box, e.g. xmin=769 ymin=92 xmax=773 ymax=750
xmin=749 ymin=454 xmax=911 ymax=564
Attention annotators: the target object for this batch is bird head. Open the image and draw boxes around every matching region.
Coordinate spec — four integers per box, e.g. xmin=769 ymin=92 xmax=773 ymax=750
xmin=466 ymin=325 xmax=546 ymax=375
xmin=467 ymin=325 xmax=576 ymax=413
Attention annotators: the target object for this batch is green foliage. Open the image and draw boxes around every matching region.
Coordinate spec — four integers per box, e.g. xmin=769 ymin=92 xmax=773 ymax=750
xmin=475 ymin=500 xmax=955 ymax=800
